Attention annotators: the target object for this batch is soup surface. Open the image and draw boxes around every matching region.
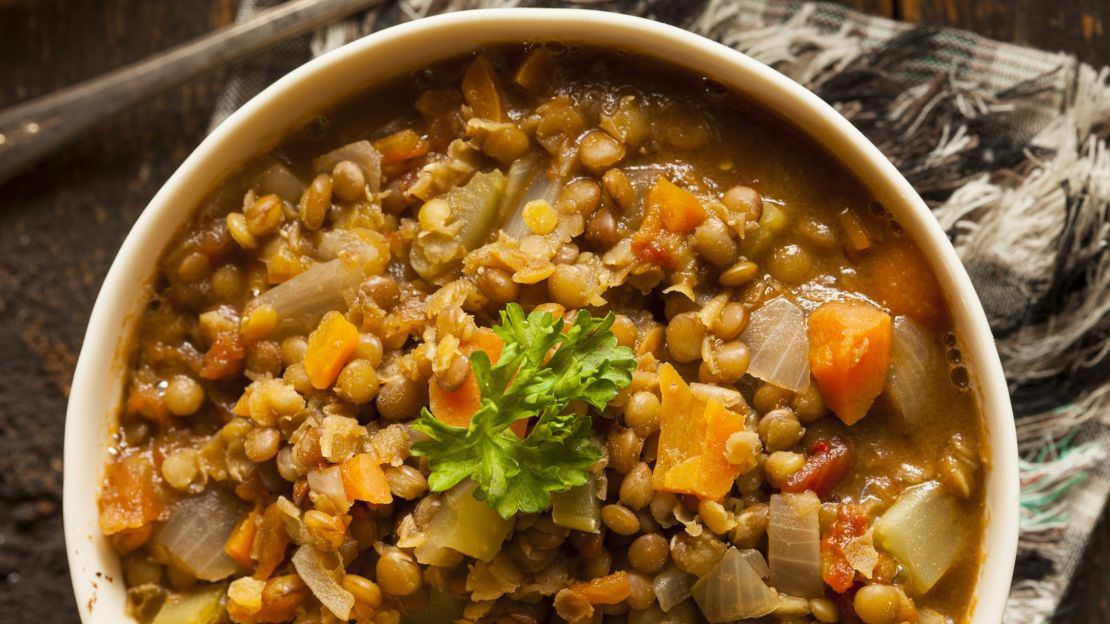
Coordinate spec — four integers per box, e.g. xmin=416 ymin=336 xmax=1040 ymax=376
xmin=98 ymin=45 xmax=988 ymax=624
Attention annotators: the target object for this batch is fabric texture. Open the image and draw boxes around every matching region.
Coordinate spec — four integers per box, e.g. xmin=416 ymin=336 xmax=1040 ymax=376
xmin=210 ymin=1 xmax=1110 ymax=622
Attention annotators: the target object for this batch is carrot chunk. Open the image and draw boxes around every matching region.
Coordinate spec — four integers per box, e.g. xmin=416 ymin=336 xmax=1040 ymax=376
xmin=304 ymin=311 xmax=360 ymax=389
xmin=225 ymin=508 xmax=259 ymax=570
xmin=373 ymin=128 xmax=430 ymax=165
xmin=98 ymin=453 xmax=164 ymax=535
xmin=428 ymin=328 xmax=527 ymax=438
xmin=570 ymin=571 xmax=631 ymax=605
xmin=852 ymin=238 xmax=946 ymax=328
xmin=340 ymin=453 xmax=393 ymax=504
xmin=807 ymin=300 xmax=893 ymax=425
xmin=461 ymin=56 xmax=504 ymax=122
xmin=631 ymin=177 xmax=706 ymax=267
xmin=253 ymin=501 xmax=290 ymax=580
xmin=653 ymin=364 xmax=745 ymax=500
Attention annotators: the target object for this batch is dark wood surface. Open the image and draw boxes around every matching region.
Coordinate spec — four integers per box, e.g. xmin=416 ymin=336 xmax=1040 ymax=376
xmin=0 ymin=1 xmax=1104 ymax=622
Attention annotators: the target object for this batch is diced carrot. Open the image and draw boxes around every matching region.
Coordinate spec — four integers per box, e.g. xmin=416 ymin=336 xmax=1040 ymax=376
xmin=253 ymin=501 xmax=290 ymax=580
xmin=200 ymin=329 xmax=245 ymax=380
xmin=98 ymin=453 xmax=165 ymax=535
xmin=782 ymin=437 xmax=854 ymax=497
xmin=461 ymin=56 xmax=504 ymax=122
xmin=427 ymin=328 xmax=527 ymax=438
xmin=651 ymin=177 xmax=706 ymax=234
xmin=570 ymin=571 xmax=631 ymax=605
xmin=852 ymin=238 xmax=946 ymax=328
xmin=373 ymin=129 xmax=430 ymax=165
xmin=807 ymin=300 xmax=893 ymax=425
xmin=304 ymin=311 xmax=360 ymax=390
xmin=821 ymin=503 xmax=872 ymax=593
xmin=653 ymin=364 xmax=745 ymax=501
xmin=225 ymin=508 xmax=259 ymax=570
xmin=631 ymin=177 xmax=706 ymax=268
xmin=340 ymin=453 xmax=393 ymax=504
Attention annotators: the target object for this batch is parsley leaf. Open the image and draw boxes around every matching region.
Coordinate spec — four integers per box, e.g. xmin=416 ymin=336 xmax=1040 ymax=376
xmin=411 ymin=303 xmax=637 ymax=518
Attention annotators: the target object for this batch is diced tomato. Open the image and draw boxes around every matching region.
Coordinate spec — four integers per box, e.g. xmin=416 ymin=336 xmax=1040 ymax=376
xmin=782 ymin=437 xmax=854 ymax=498
xmin=200 ymin=329 xmax=245 ymax=380
xmin=821 ymin=503 xmax=871 ymax=592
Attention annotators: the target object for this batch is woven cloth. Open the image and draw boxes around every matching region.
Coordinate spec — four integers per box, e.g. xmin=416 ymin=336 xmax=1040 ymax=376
xmin=210 ymin=1 xmax=1110 ymax=622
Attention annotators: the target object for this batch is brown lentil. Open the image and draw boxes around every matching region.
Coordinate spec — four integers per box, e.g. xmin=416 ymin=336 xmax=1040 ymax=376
xmin=299 ymin=173 xmax=333 ymax=230
xmin=719 ymin=259 xmax=759 ymax=287
xmin=245 ymin=194 xmax=285 ymax=237
xmin=335 ymin=359 xmax=379 ymax=404
xmin=331 ymin=160 xmax=366 ymax=202
xmin=384 ymin=464 xmax=428 ymax=499
xmin=579 ymin=130 xmax=626 ymax=172
xmin=478 ymin=267 xmax=520 ymax=305
xmin=624 ymin=391 xmax=661 ymax=431
xmin=628 ymin=533 xmax=669 ymax=574
xmin=619 ymin=462 xmax=654 ymax=510
xmin=376 ymin=551 xmax=423 ymax=597
xmin=164 ymin=375 xmax=204 ymax=417
xmin=602 ymin=168 xmax=635 ymax=212
xmin=601 ymin=504 xmax=640 ymax=535
xmin=376 ymin=379 xmax=426 ymax=421
xmin=665 ymin=312 xmax=705 ymax=363
xmin=244 ymin=427 xmax=282 ymax=463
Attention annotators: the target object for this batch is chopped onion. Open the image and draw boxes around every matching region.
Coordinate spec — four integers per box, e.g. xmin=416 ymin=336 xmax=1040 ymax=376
xmin=551 ymin=474 xmax=601 ymax=533
xmin=652 ymin=565 xmax=697 ymax=612
xmin=253 ymin=163 xmax=305 ymax=203
xmin=500 ymin=156 xmax=560 ymax=240
xmin=768 ymin=491 xmax=823 ymax=598
xmin=276 ymin=496 xmax=309 ymax=545
xmin=150 ymin=583 xmax=225 ymax=624
xmin=736 ymin=548 xmax=770 ymax=580
xmin=154 ymin=488 xmax=245 ymax=581
xmin=741 ymin=297 xmax=811 ymax=392
xmin=313 ymin=140 xmax=382 ymax=193
xmin=886 ymin=316 xmax=945 ymax=428
xmin=689 ymin=383 xmax=745 ymax=409
xmin=307 ymin=466 xmax=350 ymax=513
xmin=692 ymin=548 xmax=779 ymax=623
xmin=251 ymin=257 xmax=364 ymax=335
xmin=291 ymin=545 xmax=354 ymax=620
xmin=414 ymin=481 xmax=511 ymax=563
xmin=873 ymin=481 xmax=962 ymax=593
xmin=410 ymin=170 xmax=506 ymax=280
xmin=317 ymin=229 xmax=390 ymax=273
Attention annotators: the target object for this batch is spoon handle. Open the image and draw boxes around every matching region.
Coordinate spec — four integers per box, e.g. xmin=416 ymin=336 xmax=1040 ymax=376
xmin=0 ymin=0 xmax=381 ymax=185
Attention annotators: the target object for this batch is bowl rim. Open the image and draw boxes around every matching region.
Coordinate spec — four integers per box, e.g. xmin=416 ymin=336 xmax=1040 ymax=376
xmin=64 ymin=7 xmax=1018 ymax=623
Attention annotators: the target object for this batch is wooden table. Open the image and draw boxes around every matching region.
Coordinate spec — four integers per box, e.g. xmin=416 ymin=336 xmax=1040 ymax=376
xmin=0 ymin=1 xmax=1103 ymax=622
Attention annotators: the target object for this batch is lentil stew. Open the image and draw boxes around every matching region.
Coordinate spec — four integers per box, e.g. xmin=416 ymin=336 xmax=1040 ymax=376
xmin=98 ymin=45 xmax=988 ymax=624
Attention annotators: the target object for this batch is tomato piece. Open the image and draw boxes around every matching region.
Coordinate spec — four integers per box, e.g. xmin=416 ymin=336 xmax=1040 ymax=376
xmin=782 ymin=437 xmax=854 ymax=498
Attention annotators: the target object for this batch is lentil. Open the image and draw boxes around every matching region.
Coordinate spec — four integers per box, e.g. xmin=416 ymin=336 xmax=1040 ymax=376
xmin=601 ymin=504 xmax=640 ymax=535
xmin=628 ymin=533 xmax=669 ymax=574
xmin=164 ymin=375 xmax=205 ymax=416
xmin=331 ymin=160 xmax=366 ymax=202
xmin=665 ymin=312 xmax=705 ymax=363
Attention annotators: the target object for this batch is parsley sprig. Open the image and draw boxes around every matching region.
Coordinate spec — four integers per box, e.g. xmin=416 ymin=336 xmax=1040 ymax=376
xmin=412 ymin=303 xmax=636 ymax=518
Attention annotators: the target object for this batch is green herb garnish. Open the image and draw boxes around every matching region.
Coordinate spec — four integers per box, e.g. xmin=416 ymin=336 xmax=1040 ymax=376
xmin=412 ymin=303 xmax=637 ymax=518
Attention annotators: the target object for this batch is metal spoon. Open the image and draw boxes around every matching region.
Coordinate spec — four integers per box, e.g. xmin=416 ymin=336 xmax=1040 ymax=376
xmin=0 ymin=0 xmax=383 ymax=185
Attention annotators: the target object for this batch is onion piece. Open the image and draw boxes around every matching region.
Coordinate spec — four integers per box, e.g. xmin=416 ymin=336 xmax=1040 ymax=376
xmin=307 ymin=466 xmax=350 ymax=514
xmin=317 ymin=229 xmax=390 ymax=273
xmin=154 ymin=488 xmax=245 ymax=581
xmin=312 ymin=140 xmax=382 ymax=193
xmin=414 ymin=481 xmax=512 ymax=563
xmin=275 ymin=496 xmax=309 ymax=545
xmin=551 ymin=474 xmax=601 ymax=533
xmin=886 ymin=316 xmax=945 ymax=428
xmin=500 ymin=157 xmax=560 ymax=240
xmin=689 ymin=383 xmax=745 ymax=409
xmin=150 ymin=583 xmax=226 ymax=624
xmin=741 ymin=297 xmax=810 ymax=392
xmin=291 ymin=545 xmax=354 ymax=620
xmin=768 ymin=491 xmax=823 ymax=598
xmin=410 ymin=170 xmax=506 ymax=280
xmin=652 ymin=565 xmax=697 ymax=612
xmin=253 ymin=163 xmax=305 ymax=203
xmin=251 ymin=257 xmax=364 ymax=335
xmin=692 ymin=548 xmax=779 ymax=623
xmin=736 ymin=548 xmax=770 ymax=580
xmin=873 ymin=481 xmax=962 ymax=593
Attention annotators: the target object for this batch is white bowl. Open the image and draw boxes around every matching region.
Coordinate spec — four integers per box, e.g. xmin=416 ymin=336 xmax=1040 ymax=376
xmin=64 ymin=8 xmax=1018 ymax=623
